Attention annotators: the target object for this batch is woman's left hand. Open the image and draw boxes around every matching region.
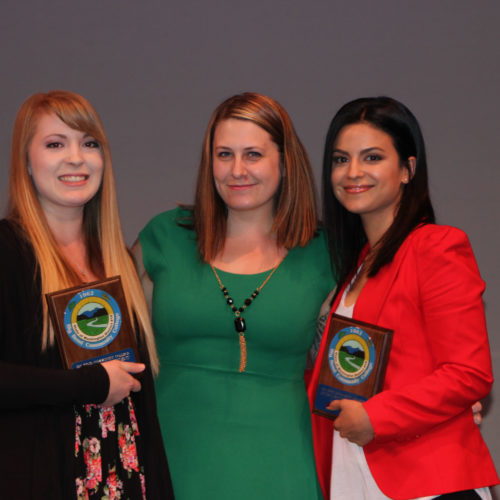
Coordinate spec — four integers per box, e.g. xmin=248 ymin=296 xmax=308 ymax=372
xmin=327 ymin=399 xmax=375 ymax=446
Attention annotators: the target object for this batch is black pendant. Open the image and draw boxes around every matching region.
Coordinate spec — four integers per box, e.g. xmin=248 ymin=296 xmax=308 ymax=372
xmin=234 ymin=316 xmax=246 ymax=333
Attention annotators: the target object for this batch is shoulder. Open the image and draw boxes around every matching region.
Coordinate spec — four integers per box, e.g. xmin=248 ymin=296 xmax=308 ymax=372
xmin=288 ymin=228 xmax=331 ymax=269
xmin=404 ymin=224 xmax=476 ymax=266
xmin=138 ymin=207 xmax=198 ymax=274
xmin=301 ymin=227 xmax=330 ymax=255
xmin=140 ymin=207 xmax=192 ymax=241
xmin=401 ymin=223 xmax=482 ymax=287
xmin=287 ymin=227 xmax=334 ymax=286
xmin=0 ymin=218 xmax=20 ymax=244
xmin=0 ymin=219 xmax=32 ymax=262
xmin=407 ymin=223 xmax=470 ymax=248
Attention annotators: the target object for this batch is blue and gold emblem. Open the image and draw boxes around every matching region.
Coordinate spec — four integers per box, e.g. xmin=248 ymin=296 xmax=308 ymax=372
xmin=63 ymin=288 xmax=122 ymax=350
xmin=327 ymin=325 xmax=375 ymax=386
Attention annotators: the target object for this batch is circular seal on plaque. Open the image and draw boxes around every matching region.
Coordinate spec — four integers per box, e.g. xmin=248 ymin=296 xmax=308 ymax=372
xmin=327 ymin=325 xmax=375 ymax=385
xmin=63 ymin=289 xmax=121 ymax=349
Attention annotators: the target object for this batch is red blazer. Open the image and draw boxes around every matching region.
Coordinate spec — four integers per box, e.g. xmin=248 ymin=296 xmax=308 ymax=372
xmin=308 ymin=224 xmax=499 ymax=499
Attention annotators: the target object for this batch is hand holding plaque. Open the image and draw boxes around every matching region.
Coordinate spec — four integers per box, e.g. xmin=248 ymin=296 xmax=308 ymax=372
xmin=46 ymin=276 xmax=139 ymax=369
xmin=313 ymin=313 xmax=393 ymax=420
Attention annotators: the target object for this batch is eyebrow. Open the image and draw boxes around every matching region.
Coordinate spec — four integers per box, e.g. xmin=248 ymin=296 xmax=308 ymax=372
xmin=214 ymin=145 xmax=264 ymax=150
xmin=43 ymin=132 xmax=93 ymax=140
xmin=333 ymin=146 xmax=385 ymax=155
xmin=44 ymin=133 xmax=67 ymax=139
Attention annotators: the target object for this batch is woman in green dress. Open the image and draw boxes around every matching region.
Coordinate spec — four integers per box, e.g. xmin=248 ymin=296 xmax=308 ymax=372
xmin=133 ymin=92 xmax=334 ymax=499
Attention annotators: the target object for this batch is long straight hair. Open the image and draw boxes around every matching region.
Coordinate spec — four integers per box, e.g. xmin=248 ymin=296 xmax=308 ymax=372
xmin=322 ymin=97 xmax=435 ymax=294
xmin=8 ymin=90 xmax=159 ymax=373
xmin=192 ymin=92 xmax=318 ymax=261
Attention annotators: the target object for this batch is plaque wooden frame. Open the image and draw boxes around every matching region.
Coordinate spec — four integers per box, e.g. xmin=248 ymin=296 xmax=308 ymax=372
xmin=46 ymin=276 xmax=139 ymax=370
xmin=313 ymin=313 xmax=393 ymax=420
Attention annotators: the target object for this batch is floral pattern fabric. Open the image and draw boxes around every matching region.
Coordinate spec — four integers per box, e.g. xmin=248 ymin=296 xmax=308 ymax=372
xmin=75 ymin=397 xmax=146 ymax=500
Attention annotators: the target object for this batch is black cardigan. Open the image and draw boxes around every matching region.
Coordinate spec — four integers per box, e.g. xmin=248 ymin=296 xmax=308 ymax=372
xmin=0 ymin=219 xmax=174 ymax=499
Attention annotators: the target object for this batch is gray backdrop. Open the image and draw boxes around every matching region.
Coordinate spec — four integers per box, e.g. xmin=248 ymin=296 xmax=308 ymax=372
xmin=1 ymin=0 xmax=499 ymax=495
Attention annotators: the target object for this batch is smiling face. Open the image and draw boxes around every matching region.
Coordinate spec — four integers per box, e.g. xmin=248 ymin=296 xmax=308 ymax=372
xmin=212 ymin=118 xmax=282 ymax=220
xmin=331 ymin=122 xmax=413 ymax=234
xmin=27 ymin=112 xmax=104 ymax=217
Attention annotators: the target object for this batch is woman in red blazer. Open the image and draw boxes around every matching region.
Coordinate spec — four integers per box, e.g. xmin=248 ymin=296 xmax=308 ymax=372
xmin=308 ymin=97 xmax=499 ymax=499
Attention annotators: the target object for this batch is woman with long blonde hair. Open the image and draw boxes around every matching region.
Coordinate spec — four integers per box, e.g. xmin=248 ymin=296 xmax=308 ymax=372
xmin=0 ymin=90 xmax=173 ymax=499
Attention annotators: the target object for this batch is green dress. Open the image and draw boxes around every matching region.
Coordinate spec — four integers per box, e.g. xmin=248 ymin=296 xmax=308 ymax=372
xmin=140 ymin=208 xmax=334 ymax=500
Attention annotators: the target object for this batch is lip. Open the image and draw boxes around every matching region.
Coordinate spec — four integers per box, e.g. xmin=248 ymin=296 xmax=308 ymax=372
xmin=58 ymin=174 xmax=89 ymax=186
xmin=343 ymin=184 xmax=373 ymax=194
xmin=228 ymin=184 xmax=256 ymax=191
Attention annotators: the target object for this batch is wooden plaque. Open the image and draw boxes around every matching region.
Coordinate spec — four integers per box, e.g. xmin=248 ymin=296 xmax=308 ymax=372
xmin=46 ymin=276 xmax=139 ymax=370
xmin=313 ymin=313 xmax=393 ymax=420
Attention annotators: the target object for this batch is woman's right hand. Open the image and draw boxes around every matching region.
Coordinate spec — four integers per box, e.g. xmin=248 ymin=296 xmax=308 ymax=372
xmin=101 ymin=360 xmax=145 ymax=406
xmin=472 ymin=401 xmax=483 ymax=425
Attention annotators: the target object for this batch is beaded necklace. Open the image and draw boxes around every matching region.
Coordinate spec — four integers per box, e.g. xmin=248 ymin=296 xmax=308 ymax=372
xmin=210 ymin=262 xmax=282 ymax=372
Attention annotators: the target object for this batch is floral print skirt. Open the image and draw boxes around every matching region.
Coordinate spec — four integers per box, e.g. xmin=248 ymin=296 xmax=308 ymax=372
xmin=75 ymin=397 xmax=146 ymax=500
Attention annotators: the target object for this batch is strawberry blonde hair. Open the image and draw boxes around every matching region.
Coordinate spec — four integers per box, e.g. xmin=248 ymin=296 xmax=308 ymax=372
xmin=192 ymin=92 xmax=318 ymax=261
xmin=8 ymin=90 xmax=159 ymax=373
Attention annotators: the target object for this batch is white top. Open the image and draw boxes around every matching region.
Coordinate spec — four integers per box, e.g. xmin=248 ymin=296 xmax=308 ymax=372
xmin=330 ymin=287 xmax=491 ymax=500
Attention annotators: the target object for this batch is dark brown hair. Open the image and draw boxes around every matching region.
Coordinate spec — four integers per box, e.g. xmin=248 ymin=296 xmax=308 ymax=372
xmin=322 ymin=96 xmax=435 ymax=293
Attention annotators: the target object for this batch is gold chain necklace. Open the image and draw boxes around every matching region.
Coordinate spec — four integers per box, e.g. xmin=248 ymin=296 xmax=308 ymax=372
xmin=210 ymin=262 xmax=282 ymax=372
